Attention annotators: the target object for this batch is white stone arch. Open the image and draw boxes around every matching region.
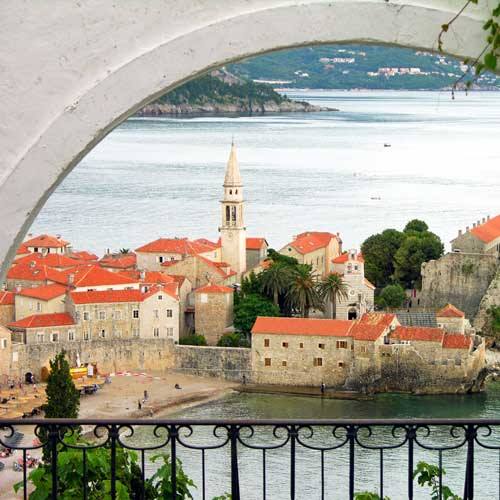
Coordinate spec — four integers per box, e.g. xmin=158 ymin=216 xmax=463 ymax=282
xmin=0 ymin=0 xmax=494 ymax=277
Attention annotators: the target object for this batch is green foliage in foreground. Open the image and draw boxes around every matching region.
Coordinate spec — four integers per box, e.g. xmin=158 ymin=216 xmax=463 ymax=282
xmin=178 ymin=334 xmax=208 ymax=346
xmin=376 ymin=284 xmax=406 ymax=310
xmin=354 ymin=461 xmax=461 ymax=500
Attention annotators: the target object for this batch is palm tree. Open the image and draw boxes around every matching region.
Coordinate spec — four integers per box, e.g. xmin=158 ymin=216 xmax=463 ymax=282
xmin=318 ymin=273 xmax=349 ymax=319
xmin=119 ymin=248 xmax=131 ymax=254
xmin=286 ymin=264 xmax=324 ymax=318
xmin=260 ymin=262 xmax=292 ymax=307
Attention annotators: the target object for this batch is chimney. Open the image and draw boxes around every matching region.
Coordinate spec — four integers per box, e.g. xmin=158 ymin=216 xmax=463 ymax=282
xmin=473 ymin=223 xmax=476 ymax=228
xmin=67 ymin=273 xmax=75 ymax=286
xmin=487 ymin=215 xmax=491 ymax=220
xmin=56 ymin=234 xmax=61 ymax=240
xmin=458 ymin=229 xmax=462 ymax=236
xmin=466 ymin=226 xmax=470 ymax=232
xmin=482 ymin=217 xmax=486 ymax=224
xmin=477 ymin=220 xmax=481 ymax=226
xmin=140 ymin=270 xmax=146 ymax=281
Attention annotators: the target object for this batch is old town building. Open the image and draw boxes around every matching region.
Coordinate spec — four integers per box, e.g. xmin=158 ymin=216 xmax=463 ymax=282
xmin=15 ymin=284 xmax=67 ymax=320
xmin=23 ymin=234 xmax=72 ymax=255
xmin=451 ymin=214 xmax=500 ymax=256
xmin=246 ymin=238 xmax=268 ymax=270
xmin=8 ymin=312 xmax=76 ymax=345
xmin=0 ymin=290 xmax=15 ymax=326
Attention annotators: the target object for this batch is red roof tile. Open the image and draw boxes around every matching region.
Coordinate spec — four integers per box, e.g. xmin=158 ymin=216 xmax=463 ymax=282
xmin=246 ymin=238 xmax=268 ymax=250
xmin=65 ymin=265 xmax=138 ymax=287
xmin=70 ymin=251 xmax=99 ymax=261
xmin=99 ymin=253 xmax=137 ymax=269
xmin=122 ymin=270 xmax=175 ymax=285
xmin=193 ymin=238 xmax=221 ymax=250
xmin=17 ymin=284 xmax=67 ymax=301
xmin=442 ymin=334 xmax=472 ymax=350
xmin=470 ymin=215 xmax=500 ymax=243
xmin=16 ymin=243 xmax=29 ymax=255
xmin=252 ymin=316 xmax=353 ymax=337
xmin=287 ymin=232 xmax=339 ymax=255
xmin=0 ymin=291 xmax=15 ymax=306
xmin=195 ymin=284 xmax=234 ymax=294
xmin=7 ymin=263 xmax=69 ymax=285
xmin=8 ymin=313 xmax=75 ymax=329
xmin=24 ymin=234 xmax=69 ymax=249
xmin=70 ymin=289 xmax=144 ymax=304
xmin=392 ymin=326 xmax=444 ymax=343
xmin=436 ymin=304 xmax=465 ymax=318
xmin=14 ymin=253 xmax=83 ymax=269
xmin=332 ymin=252 xmax=365 ymax=264
xmin=136 ymin=238 xmax=217 ymax=255
xmin=351 ymin=313 xmax=396 ymax=341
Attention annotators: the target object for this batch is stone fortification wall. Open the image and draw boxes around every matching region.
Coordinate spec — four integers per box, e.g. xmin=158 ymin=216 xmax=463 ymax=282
xmin=10 ymin=339 xmax=176 ymax=379
xmin=173 ymin=345 xmax=250 ymax=381
xmin=474 ymin=265 xmax=500 ymax=335
xmin=420 ymin=253 xmax=498 ymax=319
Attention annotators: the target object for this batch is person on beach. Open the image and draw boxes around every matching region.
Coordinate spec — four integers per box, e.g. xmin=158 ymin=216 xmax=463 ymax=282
xmin=138 ymin=399 xmax=142 ymax=410
xmin=320 ymin=382 xmax=325 ymax=394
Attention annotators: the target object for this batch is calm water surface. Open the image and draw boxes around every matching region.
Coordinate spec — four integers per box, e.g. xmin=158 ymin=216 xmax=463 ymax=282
xmin=30 ymin=90 xmax=500 ymax=254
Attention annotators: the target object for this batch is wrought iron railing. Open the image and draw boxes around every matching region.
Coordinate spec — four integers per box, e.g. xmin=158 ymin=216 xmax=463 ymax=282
xmin=1 ymin=418 xmax=500 ymax=499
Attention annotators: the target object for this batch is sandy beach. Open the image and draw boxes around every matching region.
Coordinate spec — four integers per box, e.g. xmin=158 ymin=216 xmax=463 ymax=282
xmin=0 ymin=371 xmax=236 ymax=499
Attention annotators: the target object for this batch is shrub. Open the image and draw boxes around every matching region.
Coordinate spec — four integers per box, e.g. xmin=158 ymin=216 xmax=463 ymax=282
xmin=217 ymin=333 xmax=249 ymax=348
xmin=179 ymin=334 xmax=207 ymax=346
xmin=376 ymin=284 xmax=406 ymax=309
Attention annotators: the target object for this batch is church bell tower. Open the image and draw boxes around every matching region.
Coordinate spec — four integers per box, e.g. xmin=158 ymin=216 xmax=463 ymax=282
xmin=219 ymin=142 xmax=246 ymax=277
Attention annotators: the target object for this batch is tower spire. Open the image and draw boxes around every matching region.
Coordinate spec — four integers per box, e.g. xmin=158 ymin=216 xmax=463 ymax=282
xmin=224 ymin=141 xmax=242 ymax=187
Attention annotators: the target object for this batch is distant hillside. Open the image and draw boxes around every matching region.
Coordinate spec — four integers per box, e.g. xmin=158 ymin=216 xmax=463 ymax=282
xmin=138 ymin=69 xmax=334 ymax=116
xmin=228 ymin=44 xmax=500 ymax=90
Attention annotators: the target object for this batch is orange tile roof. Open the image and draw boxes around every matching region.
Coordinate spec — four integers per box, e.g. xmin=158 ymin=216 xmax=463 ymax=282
xmin=164 ymin=255 xmax=231 ymax=278
xmin=17 ymin=284 xmax=67 ymax=301
xmin=252 ymin=316 xmax=353 ymax=337
xmin=470 ymin=215 xmax=500 ymax=243
xmin=195 ymin=284 xmax=234 ymax=294
xmin=136 ymin=238 xmax=217 ymax=255
xmin=287 ymin=232 xmax=339 ymax=255
xmin=24 ymin=234 xmax=70 ymax=249
xmin=246 ymin=238 xmax=268 ymax=250
xmin=70 ymin=251 xmax=99 ymax=261
xmin=392 ymin=326 xmax=444 ymax=343
xmin=122 ymin=270 xmax=175 ymax=285
xmin=8 ymin=313 xmax=75 ymax=329
xmin=193 ymin=238 xmax=221 ymax=250
xmin=436 ymin=304 xmax=465 ymax=318
xmin=14 ymin=253 xmax=83 ymax=269
xmin=442 ymin=334 xmax=472 ymax=350
xmin=332 ymin=252 xmax=365 ymax=264
xmin=16 ymin=243 xmax=30 ymax=255
xmin=351 ymin=313 xmax=396 ymax=341
xmin=66 ymin=265 xmax=138 ymax=287
xmin=7 ymin=263 xmax=69 ymax=285
xmin=0 ymin=291 xmax=15 ymax=306
xmin=99 ymin=253 xmax=137 ymax=269
xmin=70 ymin=289 xmax=144 ymax=304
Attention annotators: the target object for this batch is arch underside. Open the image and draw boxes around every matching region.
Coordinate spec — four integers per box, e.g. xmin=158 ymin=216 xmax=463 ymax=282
xmin=0 ymin=0 xmax=493 ymax=277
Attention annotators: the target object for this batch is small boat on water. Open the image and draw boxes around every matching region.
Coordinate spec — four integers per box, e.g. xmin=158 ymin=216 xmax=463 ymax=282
xmin=384 ymin=143 xmax=391 ymax=147
xmin=370 ymin=196 xmax=381 ymax=200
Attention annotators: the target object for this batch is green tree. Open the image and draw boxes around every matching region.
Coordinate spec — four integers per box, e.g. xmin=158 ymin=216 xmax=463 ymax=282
xmin=179 ymin=334 xmax=207 ymax=346
xmin=361 ymin=229 xmax=405 ymax=288
xmin=318 ymin=273 xmax=349 ymax=319
xmin=404 ymin=219 xmax=428 ymax=233
xmin=240 ymin=270 xmax=263 ymax=296
xmin=217 ymin=333 xmax=248 ymax=347
xmin=234 ymin=294 xmax=280 ymax=335
xmin=266 ymin=248 xmax=299 ymax=266
xmin=260 ymin=262 xmax=292 ymax=307
xmin=393 ymin=232 xmax=444 ymax=289
xmin=377 ymin=284 xmax=406 ymax=309
xmin=44 ymin=351 xmax=80 ymax=419
xmin=286 ymin=264 xmax=324 ymax=318
xmin=487 ymin=306 xmax=500 ymax=335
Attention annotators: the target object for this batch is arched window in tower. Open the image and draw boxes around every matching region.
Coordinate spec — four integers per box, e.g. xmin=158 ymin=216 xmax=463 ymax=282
xmin=235 ymin=189 xmax=238 ymax=194
xmin=226 ymin=205 xmax=230 ymax=223
xmin=229 ymin=189 xmax=232 ymax=195
xmin=231 ymin=206 xmax=237 ymax=224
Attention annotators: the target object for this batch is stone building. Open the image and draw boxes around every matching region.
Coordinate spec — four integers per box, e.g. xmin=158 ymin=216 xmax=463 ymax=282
xmin=135 ymin=238 xmax=220 ymax=272
xmin=194 ymin=284 xmax=234 ymax=345
xmin=330 ymin=250 xmax=375 ymax=320
xmin=219 ymin=143 xmax=247 ymax=277
xmin=8 ymin=312 xmax=76 ymax=344
xmin=251 ymin=308 xmax=485 ymax=393
xmin=14 ymin=252 xmax=83 ymax=270
xmin=451 ymin=214 xmax=500 ymax=256
xmin=15 ymin=284 xmax=67 ymax=320
xmin=436 ymin=303 xmax=467 ymax=334
xmin=0 ymin=290 xmax=15 ymax=326
xmin=0 ymin=326 xmax=12 ymax=378
xmin=279 ymin=231 xmax=342 ymax=277
xmin=6 ymin=262 xmax=69 ymax=290
xmin=99 ymin=252 xmax=137 ymax=272
xmin=246 ymin=238 xmax=268 ymax=271
xmin=22 ymin=234 xmax=72 ymax=255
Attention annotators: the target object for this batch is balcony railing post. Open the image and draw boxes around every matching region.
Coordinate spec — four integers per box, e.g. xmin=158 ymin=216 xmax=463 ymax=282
xmin=290 ymin=424 xmax=297 ymax=500
xmin=170 ymin=424 xmax=178 ymax=499
xmin=407 ymin=424 xmax=416 ymax=500
xmin=49 ymin=423 xmax=58 ymax=500
xmin=230 ymin=424 xmax=240 ymax=500
xmin=109 ymin=424 xmax=118 ymax=500
xmin=463 ymin=424 xmax=476 ymax=500
xmin=347 ymin=425 xmax=356 ymax=500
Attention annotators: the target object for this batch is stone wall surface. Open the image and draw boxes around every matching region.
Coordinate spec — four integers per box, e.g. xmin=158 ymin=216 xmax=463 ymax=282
xmin=173 ymin=345 xmax=251 ymax=381
xmin=420 ymin=253 xmax=498 ymax=319
xmin=474 ymin=265 xmax=500 ymax=335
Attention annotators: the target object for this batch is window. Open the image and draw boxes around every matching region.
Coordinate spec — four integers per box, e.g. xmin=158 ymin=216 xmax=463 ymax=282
xmin=37 ymin=333 xmax=44 ymax=343
xmin=83 ymin=311 xmax=90 ymax=321
xmin=264 ymin=358 xmax=271 ymax=367
xmin=0 ymin=339 xmax=7 ymax=349
xmin=200 ymin=294 xmax=208 ymax=304
xmin=132 ymin=327 xmax=139 ymax=338
xmin=338 ymin=361 xmax=345 ymax=368
xmin=83 ymin=331 xmax=90 ymax=341
xmin=153 ymin=327 xmax=160 ymax=338
xmin=264 ymin=339 xmax=270 ymax=347
xmin=167 ymin=327 xmax=174 ymax=337
xmin=75 ymin=312 xmax=81 ymax=322
xmin=158 ymin=256 xmax=164 ymax=263
xmin=158 ymin=295 xmax=163 ymax=301
xmin=231 ymin=206 xmax=237 ymax=222
xmin=133 ymin=309 xmax=139 ymax=319
xmin=98 ymin=310 xmax=106 ymax=320
xmin=313 ymin=357 xmax=323 ymax=367
xmin=282 ymin=360 xmax=287 ymax=367
xmin=318 ymin=343 xmax=325 ymax=349
xmin=226 ymin=205 xmax=230 ymax=223
xmin=51 ymin=332 xmax=59 ymax=342
xmin=153 ymin=309 xmax=159 ymax=319
xmin=166 ymin=309 xmax=173 ymax=318
xmin=36 ymin=302 xmax=42 ymax=312
xmin=100 ymin=329 xmax=106 ymax=339
xmin=299 ymin=342 xmax=304 ymax=349
xmin=282 ymin=342 xmax=288 ymax=348
xmin=114 ymin=310 xmax=122 ymax=320
xmin=68 ymin=330 xmax=75 ymax=341
xmin=336 ymin=340 xmax=348 ymax=349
